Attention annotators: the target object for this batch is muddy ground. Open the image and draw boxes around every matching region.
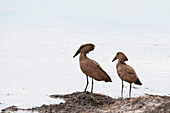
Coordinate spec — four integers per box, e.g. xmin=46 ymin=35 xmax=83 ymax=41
xmin=2 ymin=92 xmax=170 ymax=113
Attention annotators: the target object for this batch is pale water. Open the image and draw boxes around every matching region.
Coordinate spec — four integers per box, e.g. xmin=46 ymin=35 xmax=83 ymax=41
xmin=0 ymin=0 xmax=170 ymax=111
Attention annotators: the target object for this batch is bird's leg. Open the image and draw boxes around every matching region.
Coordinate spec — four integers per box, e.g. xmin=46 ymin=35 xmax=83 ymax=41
xmin=129 ymin=83 xmax=132 ymax=98
xmin=91 ymin=78 xmax=94 ymax=93
xmin=84 ymin=75 xmax=89 ymax=92
xmin=121 ymin=80 xmax=124 ymax=98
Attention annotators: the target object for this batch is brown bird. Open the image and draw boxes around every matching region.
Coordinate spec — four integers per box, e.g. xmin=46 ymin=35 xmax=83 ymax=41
xmin=73 ymin=43 xmax=112 ymax=93
xmin=112 ymin=52 xmax=142 ymax=98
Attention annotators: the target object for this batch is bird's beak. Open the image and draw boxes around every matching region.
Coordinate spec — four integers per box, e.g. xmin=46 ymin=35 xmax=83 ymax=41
xmin=112 ymin=56 xmax=117 ymax=62
xmin=73 ymin=49 xmax=81 ymax=58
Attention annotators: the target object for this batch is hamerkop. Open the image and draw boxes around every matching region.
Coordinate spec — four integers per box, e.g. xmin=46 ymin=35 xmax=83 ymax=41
xmin=112 ymin=52 xmax=142 ymax=98
xmin=73 ymin=43 xmax=112 ymax=93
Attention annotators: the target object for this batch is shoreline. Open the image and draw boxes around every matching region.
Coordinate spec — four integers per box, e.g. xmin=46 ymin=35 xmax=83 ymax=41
xmin=2 ymin=92 xmax=170 ymax=113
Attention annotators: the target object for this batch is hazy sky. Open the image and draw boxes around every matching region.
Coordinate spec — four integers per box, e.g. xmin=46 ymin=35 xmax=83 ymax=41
xmin=0 ymin=0 xmax=170 ymax=33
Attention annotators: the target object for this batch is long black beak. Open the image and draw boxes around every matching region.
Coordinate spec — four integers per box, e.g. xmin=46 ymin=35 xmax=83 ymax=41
xmin=112 ymin=56 xmax=117 ymax=62
xmin=73 ymin=49 xmax=81 ymax=58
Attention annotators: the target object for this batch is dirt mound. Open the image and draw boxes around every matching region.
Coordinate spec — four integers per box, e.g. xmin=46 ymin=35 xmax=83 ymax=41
xmin=30 ymin=92 xmax=116 ymax=113
xmin=2 ymin=92 xmax=170 ymax=113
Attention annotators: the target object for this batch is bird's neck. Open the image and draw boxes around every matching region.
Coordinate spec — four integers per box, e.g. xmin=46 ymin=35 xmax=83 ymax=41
xmin=79 ymin=53 xmax=88 ymax=61
xmin=117 ymin=60 xmax=126 ymax=68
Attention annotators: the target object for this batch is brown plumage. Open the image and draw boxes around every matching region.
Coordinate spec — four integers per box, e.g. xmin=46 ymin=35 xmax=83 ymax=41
xmin=73 ymin=43 xmax=112 ymax=93
xmin=112 ymin=52 xmax=142 ymax=98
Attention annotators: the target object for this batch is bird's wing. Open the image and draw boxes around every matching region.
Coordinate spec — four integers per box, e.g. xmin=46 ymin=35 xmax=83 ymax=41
xmin=124 ymin=64 xmax=140 ymax=82
xmin=81 ymin=58 xmax=111 ymax=82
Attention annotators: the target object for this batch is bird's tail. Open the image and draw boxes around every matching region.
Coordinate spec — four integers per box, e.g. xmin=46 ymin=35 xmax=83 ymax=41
xmin=135 ymin=79 xmax=142 ymax=85
xmin=105 ymin=76 xmax=112 ymax=82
